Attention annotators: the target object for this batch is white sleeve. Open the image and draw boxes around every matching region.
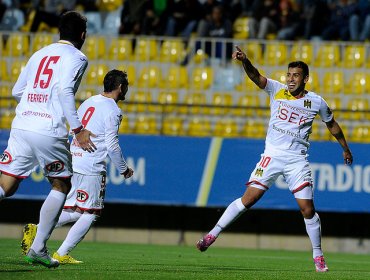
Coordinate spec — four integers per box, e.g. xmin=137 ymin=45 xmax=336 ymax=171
xmin=264 ymin=78 xmax=286 ymax=98
xmin=105 ymin=112 xmax=128 ymax=174
xmin=319 ymin=97 xmax=334 ymax=123
xmin=58 ymin=54 xmax=88 ymax=130
xmin=12 ymin=61 xmax=30 ymax=102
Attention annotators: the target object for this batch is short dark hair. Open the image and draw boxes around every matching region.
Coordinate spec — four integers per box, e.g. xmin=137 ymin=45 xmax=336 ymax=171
xmin=104 ymin=69 xmax=128 ymax=92
xmin=288 ymin=61 xmax=309 ymax=77
xmin=59 ymin=11 xmax=87 ymax=42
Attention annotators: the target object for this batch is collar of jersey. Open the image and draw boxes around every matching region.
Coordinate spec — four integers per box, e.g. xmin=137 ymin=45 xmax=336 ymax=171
xmin=274 ymin=89 xmax=306 ymax=100
xmin=57 ymin=40 xmax=74 ymax=46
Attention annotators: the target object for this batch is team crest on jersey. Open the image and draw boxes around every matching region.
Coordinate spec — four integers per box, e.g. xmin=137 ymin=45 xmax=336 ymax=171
xmin=45 ymin=161 xmax=64 ymax=172
xmin=0 ymin=151 xmax=12 ymax=164
xmin=77 ymin=190 xmax=89 ymax=202
xmin=255 ymin=168 xmax=264 ymax=177
xmin=303 ymin=100 xmax=311 ymax=109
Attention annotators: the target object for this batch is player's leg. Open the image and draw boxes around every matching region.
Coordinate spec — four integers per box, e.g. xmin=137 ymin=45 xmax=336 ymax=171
xmin=0 ymin=173 xmax=22 ymax=200
xmin=55 ymin=208 xmax=82 ymax=228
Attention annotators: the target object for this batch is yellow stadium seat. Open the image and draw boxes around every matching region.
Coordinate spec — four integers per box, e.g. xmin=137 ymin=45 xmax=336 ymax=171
xmin=240 ymin=120 xmax=266 ymax=138
xmin=126 ymin=91 xmax=155 ymax=113
xmin=235 ymin=73 xmax=261 ymax=92
xmin=85 ymin=63 xmax=109 ymax=85
xmin=190 ymin=67 xmax=213 ymax=90
xmin=9 ymin=59 xmax=27 ymax=82
xmin=114 ymin=64 xmax=136 ymax=86
xmin=118 ymin=116 xmax=132 ymax=134
xmin=344 ymin=72 xmax=369 ymax=95
xmin=213 ymin=119 xmax=239 ymax=137
xmin=350 ymin=125 xmax=370 ymax=143
xmin=107 ymin=37 xmax=133 ymax=61
xmin=133 ymin=115 xmax=159 ymax=135
xmin=137 ymin=65 xmax=162 ymax=88
xmin=77 ymin=87 xmax=95 ymax=101
xmin=160 ymin=66 xmax=188 ymax=89
xmin=321 ymin=71 xmax=344 ymax=94
xmin=235 ymin=94 xmax=261 ymax=116
xmin=0 ymin=85 xmax=14 ymax=108
xmin=30 ymin=33 xmax=53 ymax=54
xmin=233 ymin=17 xmax=249 ymax=39
xmin=324 ymin=97 xmax=342 ymax=112
xmin=344 ymin=98 xmax=369 ymax=120
xmin=0 ymin=112 xmax=15 ymax=129
xmin=0 ymin=59 xmax=9 ymax=81
xmin=242 ymin=41 xmax=263 ymax=65
xmin=134 ymin=39 xmax=158 ymax=61
xmin=290 ymin=42 xmax=313 ymax=64
xmin=187 ymin=118 xmax=212 ymax=137
xmin=98 ymin=0 xmax=122 ymax=11
xmin=83 ymin=36 xmax=106 ymax=60
xmin=158 ymin=91 xmax=179 ymax=113
xmin=180 ymin=92 xmax=208 ymax=114
xmin=306 ymin=70 xmax=320 ymax=92
xmin=159 ymin=39 xmax=185 ymax=63
xmin=162 ymin=117 xmax=185 ymax=136
xmin=271 ymin=70 xmax=287 ymax=84
xmin=342 ymin=45 xmax=365 ymax=68
xmin=314 ymin=44 xmax=340 ymax=67
xmin=191 ymin=48 xmax=209 ymax=64
xmin=211 ymin=93 xmax=233 ymax=115
xmin=4 ymin=33 xmax=29 ymax=56
xmin=263 ymin=42 xmax=288 ymax=66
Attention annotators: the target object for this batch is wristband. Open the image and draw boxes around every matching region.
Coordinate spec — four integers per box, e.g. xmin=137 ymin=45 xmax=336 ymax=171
xmin=72 ymin=125 xmax=84 ymax=135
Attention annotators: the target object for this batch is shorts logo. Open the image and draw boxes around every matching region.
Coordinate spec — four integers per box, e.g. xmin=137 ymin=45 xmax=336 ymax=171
xmin=77 ymin=190 xmax=89 ymax=202
xmin=45 ymin=161 xmax=64 ymax=172
xmin=255 ymin=168 xmax=264 ymax=177
xmin=0 ymin=151 xmax=12 ymax=164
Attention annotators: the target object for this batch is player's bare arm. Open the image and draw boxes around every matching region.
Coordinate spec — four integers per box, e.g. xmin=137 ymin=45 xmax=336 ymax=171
xmin=232 ymin=45 xmax=267 ymax=89
xmin=325 ymin=118 xmax=353 ymax=165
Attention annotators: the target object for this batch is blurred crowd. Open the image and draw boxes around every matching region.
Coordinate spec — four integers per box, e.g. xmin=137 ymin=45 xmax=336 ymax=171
xmin=0 ymin=0 xmax=369 ymax=42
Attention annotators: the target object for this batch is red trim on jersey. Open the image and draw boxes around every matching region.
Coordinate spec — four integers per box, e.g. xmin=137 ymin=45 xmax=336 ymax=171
xmin=292 ymin=182 xmax=311 ymax=194
xmin=246 ymin=180 xmax=269 ymax=190
xmin=0 ymin=170 xmax=27 ymax=179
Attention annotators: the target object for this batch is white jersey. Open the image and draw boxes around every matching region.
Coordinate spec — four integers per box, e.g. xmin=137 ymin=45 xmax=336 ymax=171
xmin=71 ymin=94 xmax=128 ymax=175
xmin=264 ymin=79 xmax=333 ymax=155
xmin=11 ymin=40 xmax=88 ymax=138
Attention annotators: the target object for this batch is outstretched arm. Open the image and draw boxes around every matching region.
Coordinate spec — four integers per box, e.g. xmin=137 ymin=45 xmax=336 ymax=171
xmin=325 ymin=118 xmax=353 ymax=165
xmin=232 ymin=45 xmax=267 ymax=89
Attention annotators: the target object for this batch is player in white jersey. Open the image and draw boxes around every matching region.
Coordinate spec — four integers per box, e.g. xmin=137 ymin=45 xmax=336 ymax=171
xmin=22 ymin=69 xmax=134 ymax=264
xmin=0 ymin=11 xmax=96 ymax=268
xmin=197 ymin=46 xmax=353 ymax=272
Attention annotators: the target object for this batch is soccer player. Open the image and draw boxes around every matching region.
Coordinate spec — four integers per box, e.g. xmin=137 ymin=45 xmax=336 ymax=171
xmin=22 ymin=69 xmax=134 ymax=264
xmin=196 ymin=46 xmax=353 ymax=272
xmin=0 ymin=11 xmax=95 ymax=268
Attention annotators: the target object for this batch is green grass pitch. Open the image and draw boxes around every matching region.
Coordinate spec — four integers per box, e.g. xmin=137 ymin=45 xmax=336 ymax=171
xmin=1 ymin=238 xmax=370 ymax=279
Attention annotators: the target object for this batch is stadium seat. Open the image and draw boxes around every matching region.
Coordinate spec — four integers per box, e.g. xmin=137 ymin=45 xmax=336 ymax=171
xmin=342 ymin=45 xmax=365 ymax=68
xmin=242 ymin=41 xmax=263 ymax=65
xmin=211 ymin=93 xmax=233 ymax=115
xmin=263 ymin=42 xmax=288 ymax=66
xmin=321 ymin=71 xmax=344 ymax=94
xmin=162 ymin=117 xmax=185 ymax=136
xmin=240 ymin=120 xmax=266 ymax=138
xmin=344 ymin=72 xmax=369 ymax=95
xmin=190 ymin=48 xmax=209 ymax=64
xmin=159 ymin=39 xmax=186 ymax=63
xmin=158 ymin=91 xmax=179 ymax=113
xmin=213 ymin=119 xmax=239 ymax=137
xmin=4 ymin=33 xmax=29 ymax=57
xmin=85 ymin=12 xmax=103 ymax=34
xmin=101 ymin=8 xmax=121 ymax=35
xmin=0 ymin=59 xmax=9 ymax=81
xmin=160 ymin=66 xmax=188 ymax=89
xmin=30 ymin=33 xmax=54 ymax=54
xmin=344 ymin=98 xmax=369 ymax=120
xmin=235 ymin=94 xmax=262 ymax=116
xmin=0 ymin=112 xmax=15 ymax=129
xmin=180 ymin=92 xmax=208 ymax=114
xmin=290 ymin=42 xmax=313 ymax=65
xmin=98 ymin=0 xmax=122 ymax=12
xmin=314 ymin=44 xmax=340 ymax=67
xmin=85 ymin=63 xmax=109 ymax=86
xmin=271 ymin=70 xmax=287 ymax=84
xmin=118 ymin=116 xmax=132 ymax=134
xmin=187 ymin=118 xmax=212 ymax=137
xmin=114 ymin=64 xmax=136 ymax=86
xmin=235 ymin=73 xmax=261 ymax=92
xmin=9 ymin=59 xmax=27 ymax=82
xmin=0 ymin=8 xmax=25 ymax=31
xmin=190 ymin=67 xmax=213 ymax=90
xmin=0 ymin=85 xmax=14 ymax=108
xmin=324 ymin=97 xmax=342 ymax=112
xmin=126 ymin=91 xmax=155 ymax=113
xmin=232 ymin=17 xmax=249 ymax=39
xmin=306 ymin=70 xmax=320 ymax=92
xmin=107 ymin=38 xmax=133 ymax=61
xmin=83 ymin=36 xmax=106 ymax=60
xmin=134 ymin=39 xmax=158 ymax=61
xmin=350 ymin=125 xmax=370 ymax=143
xmin=137 ymin=65 xmax=162 ymax=88
xmin=133 ymin=115 xmax=159 ymax=135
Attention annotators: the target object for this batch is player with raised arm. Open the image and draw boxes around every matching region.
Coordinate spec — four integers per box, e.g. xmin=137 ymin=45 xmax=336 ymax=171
xmin=196 ymin=46 xmax=353 ymax=272
xmin=0 ymin=11 xmax=95 ymax=268
xmin=21 ymin=69 xmax=134 ymax=264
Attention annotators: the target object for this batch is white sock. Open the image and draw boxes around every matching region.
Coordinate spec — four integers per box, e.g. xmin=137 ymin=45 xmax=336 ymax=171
xmin=31 ymin=190 xmax=66 ymax=253
xmin=209 ymin=198 xmax=246 ymax=237
xmin=304 ymin=212 xmax=323 ymax=258
xmin=55 ymin=210 xmax=82 ymax=228
xmin=0 ymin=186 xmax=5 ymax=200
xmin=57 ymin=213 xmax=97 ymax=256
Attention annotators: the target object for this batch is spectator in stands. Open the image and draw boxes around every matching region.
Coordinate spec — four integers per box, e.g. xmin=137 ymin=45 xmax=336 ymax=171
xmin=0 ymin=1 xmax=7 ymax=23
xmin=119 ymin=0 xmax=147 ymax=35
xmin=349 ymin=0 xmax=370 ymax=41
xmin=276 ymin=0 xmax=301 ymax=40
xmin=321 ymin=0 xmax=358 ymax=41
xmin=142 ymin=0 xmax=169 ymax=35
xmin=30 ymin=0 xmax=76 ymax=32
xmin=248 ymin=0 xmax=280 ymax=39
xmin=164 ymin=0 xmax=203 ymax=38
xmin=228 ymin=0 xmax=255 ymax=21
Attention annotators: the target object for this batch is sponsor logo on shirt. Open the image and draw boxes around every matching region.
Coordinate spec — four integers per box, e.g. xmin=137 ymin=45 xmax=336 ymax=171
xmin=0 ymin=151 xmax=12 ymax=164
xmin=45 ymin=161 xmax=64 ymax=172
xmin=27 ymin=93 xmax=48 ymax=103
xmin=77 ymin=189 xmax=89 ymax=202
